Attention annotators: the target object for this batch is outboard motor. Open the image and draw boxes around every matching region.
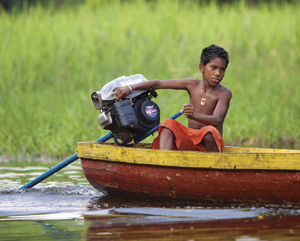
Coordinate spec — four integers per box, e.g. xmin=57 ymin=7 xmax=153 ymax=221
xmin=91 ymin=74 xmax=160 ymax=145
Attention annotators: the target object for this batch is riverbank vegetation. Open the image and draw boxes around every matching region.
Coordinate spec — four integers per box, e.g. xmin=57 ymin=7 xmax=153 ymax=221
xmin=0 ymin=0 xmax=299 ymax=158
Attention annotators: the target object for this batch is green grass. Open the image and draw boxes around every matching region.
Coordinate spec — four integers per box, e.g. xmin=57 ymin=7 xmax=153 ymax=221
xmin=0 ymin=0 xmax=299 ymax=158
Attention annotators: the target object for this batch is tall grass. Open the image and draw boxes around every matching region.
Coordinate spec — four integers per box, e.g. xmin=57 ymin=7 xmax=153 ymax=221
xmin=0 ymin=0 xmax=299 ymax=157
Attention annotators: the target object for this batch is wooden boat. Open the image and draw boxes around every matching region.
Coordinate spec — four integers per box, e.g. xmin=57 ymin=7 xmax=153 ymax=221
xmin=76 ymin=142 xmax=300 ymax=206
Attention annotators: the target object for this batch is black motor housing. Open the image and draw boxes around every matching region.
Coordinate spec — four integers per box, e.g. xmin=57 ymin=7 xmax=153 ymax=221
xmin=97 ymin=88 xmax=160 ymax=144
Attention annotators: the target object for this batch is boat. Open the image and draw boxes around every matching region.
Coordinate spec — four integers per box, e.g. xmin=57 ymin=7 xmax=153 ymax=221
xmin=76 ymin=142 xmax=300 ymax=206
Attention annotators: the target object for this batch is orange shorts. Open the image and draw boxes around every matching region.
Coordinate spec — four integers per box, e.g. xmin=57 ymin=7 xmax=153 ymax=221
xmin=152 ymin=119 xmax=224 ymax=152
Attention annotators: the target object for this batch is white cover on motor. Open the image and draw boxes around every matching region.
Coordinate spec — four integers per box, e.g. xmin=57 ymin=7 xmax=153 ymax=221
xmin=99 ymin=74 xmax=148 ymax=101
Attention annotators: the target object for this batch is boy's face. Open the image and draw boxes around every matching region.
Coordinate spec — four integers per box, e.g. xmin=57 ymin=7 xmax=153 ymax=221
xmin=199 ymin=57 xmax=227 ymax=87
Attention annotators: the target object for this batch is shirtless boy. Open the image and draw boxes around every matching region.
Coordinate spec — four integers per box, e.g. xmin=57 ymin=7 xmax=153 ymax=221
xmin=113 ymin=44 xmax=232 ymax=152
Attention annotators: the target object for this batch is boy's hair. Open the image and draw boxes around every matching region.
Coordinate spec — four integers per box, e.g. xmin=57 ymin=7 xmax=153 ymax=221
xmin=200 ymin=44 xmax=229 ymax=66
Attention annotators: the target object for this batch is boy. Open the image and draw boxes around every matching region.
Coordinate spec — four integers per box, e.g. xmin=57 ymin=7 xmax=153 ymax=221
xmin=113 ymin=44 xmax=232 ymax=152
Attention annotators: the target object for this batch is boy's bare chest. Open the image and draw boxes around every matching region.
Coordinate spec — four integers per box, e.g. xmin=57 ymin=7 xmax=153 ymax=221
xmin=189 ymin=89 xmax=220 ymax=114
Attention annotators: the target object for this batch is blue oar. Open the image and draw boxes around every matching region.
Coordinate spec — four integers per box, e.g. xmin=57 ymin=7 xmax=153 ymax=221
xmin=19 ymin=110 xmax=183 ymax=189
xmin=20 ymin=132 xmax=113 ymax=189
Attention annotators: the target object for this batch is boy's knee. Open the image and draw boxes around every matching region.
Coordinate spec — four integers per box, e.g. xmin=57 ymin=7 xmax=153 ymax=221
xmin=203 ymin=132 xmax=219 ymax=152
xmin=160 ymin=127 xmax=173 ymax=137
xmin=203 ymin=132 xmax=215 ymax=144
xmin=159 ymin=127 xmax=175 ymax=150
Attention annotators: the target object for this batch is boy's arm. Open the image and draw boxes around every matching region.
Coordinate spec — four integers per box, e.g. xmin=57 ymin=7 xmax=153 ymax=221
xmin=184 ymin=88 xmax=232 ymax=126
xmin=113 ymin=79 xmax=197 ymax=101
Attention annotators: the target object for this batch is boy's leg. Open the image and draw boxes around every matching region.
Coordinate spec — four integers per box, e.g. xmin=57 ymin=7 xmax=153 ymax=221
xmin=202 ymin=132 xmax=219 ymax=152
xmin=159 ymin=127 xmax=175 ymax=150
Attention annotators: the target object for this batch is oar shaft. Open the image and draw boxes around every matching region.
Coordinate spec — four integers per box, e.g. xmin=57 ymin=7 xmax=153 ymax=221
xmin=19 ymin=132 xmax=113 ymax=189
xmin=20 ymin=109 xmax=183 ymax=189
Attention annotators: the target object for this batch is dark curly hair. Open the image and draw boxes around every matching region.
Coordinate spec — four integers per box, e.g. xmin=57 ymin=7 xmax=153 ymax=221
xmin=200 ymin=44 xmax=229 ymax=67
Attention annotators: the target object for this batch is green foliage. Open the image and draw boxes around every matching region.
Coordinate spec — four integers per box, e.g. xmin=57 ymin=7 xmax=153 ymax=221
xmin=0 ymin=1 xmax=299 ymax=157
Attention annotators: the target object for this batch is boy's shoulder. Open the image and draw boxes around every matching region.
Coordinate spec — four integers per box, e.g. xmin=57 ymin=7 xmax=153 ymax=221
xmin=182 ymin=78 xmax=201 ymax=85
xmin=186 ymin=78 xmax=201 ymax=82
xmin=218 ymin=85 xmax=232 ymax=99
xmin=219 ymin=84 xmax=232 ymax=93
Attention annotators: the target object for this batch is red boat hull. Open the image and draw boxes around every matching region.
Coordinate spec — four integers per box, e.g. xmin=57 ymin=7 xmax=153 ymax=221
xmin=81 ymin=158 xmax=300 ymax=206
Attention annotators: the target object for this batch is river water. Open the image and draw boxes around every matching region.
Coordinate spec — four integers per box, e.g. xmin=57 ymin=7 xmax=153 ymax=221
xmin=1 ymin=155 xmax=300 ymax=240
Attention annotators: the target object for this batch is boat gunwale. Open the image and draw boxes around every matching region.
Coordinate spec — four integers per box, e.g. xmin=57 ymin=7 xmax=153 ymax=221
xmin=76 ymin=142 xmax=300 ymax=171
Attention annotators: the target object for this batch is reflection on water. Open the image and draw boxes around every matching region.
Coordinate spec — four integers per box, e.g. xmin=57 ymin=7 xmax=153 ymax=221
xmin=1 ymin=159 xmax=300 ymax=240
xmin=84 ymin=214 xmax=300 ymax=241
xmin=0 ymin=219 xmax=88 ymax=241
xmin=2 ymin=192 xmax=300 ymax=240
xmin=83 ymin=196 xmax=300 ymax=240
xmin=2 ymin=201 xmax=300 ymax=240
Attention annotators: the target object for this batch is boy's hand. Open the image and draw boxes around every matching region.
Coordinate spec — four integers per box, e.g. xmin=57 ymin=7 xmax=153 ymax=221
xmin=113 ymin=86 xmax=131 ymax=101
xmin=183 ymin=103 xmax=194 ymax=118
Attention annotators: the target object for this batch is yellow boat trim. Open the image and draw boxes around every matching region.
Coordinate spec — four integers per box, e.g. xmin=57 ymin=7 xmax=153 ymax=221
xmin=76 ymin=142 xmax=300 ymax=170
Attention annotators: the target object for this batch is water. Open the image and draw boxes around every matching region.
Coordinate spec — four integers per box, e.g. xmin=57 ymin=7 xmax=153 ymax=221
xmin=1 ymin=157 xmax=300 ymax=240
